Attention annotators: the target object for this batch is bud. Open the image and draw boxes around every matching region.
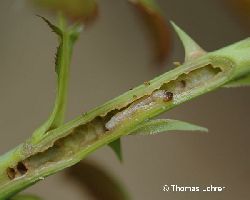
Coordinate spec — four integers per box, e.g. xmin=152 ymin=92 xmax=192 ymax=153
xmin=31 ymin=0 xmax=98 ymax=24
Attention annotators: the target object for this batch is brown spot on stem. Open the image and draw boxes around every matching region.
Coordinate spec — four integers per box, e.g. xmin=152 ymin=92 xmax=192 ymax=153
xmin=180 ymin=80 xmax=186 ymax=87
xmin=144 ymin=81 xmax=151 ymax=86
xmin=16 ymin=162 xmax=28 ymax=175
xmin=82 ymin=112 xmax=87 ymax=117
xmin=173 ymin=61 xmax=181 ymax=66
xmin=6 ymin=167 xmax=15 ymax=180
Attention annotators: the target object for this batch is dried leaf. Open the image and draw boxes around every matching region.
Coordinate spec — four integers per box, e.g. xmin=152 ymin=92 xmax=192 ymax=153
xmin=226 ymin=0 xmax=250 ymax=31
xmin=129 ymin=0 xmax=171 ymax=65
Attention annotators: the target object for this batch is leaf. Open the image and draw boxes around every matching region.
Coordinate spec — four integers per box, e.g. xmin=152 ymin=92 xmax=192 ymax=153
xmin=132 ymin=119 xmax=208 ymax=135
xmin=170 ymin=21 xmax=206 ymax=62
xmin=226 ymin=0 xmax=250 ymax=30
xmin=31 ymin=0 xmax=98 ymax=25
xmin=108 ymin=138 xmax=123 ymax=162
xmin=10 ymin=194 xmax=42 ymax=200
xmin=37 ymin=15 xmax=63 ymax=37
xmin=223 ymin=73 xmax=250 ymax=87
xmin=37 ymin=16 xmax=63 ymax=75
xmin=68 ymin=23 xmax=84 ymax=43
xmin=129 ymin=0 xmax=171 ymax=65
xmin=66 ymin=161 xmax=129 ymax=200
xmin=32 ymin=17 xmax=82 ymax=142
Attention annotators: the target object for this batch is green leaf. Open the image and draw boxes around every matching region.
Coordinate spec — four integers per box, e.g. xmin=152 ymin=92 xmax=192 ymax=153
xmin=68 ymin=23 xmax=83 ymax=44
xmin=37 ymin=16 xmax=63 ymax=75
xmin=67 ymin=161 xmax=129 ymax=200
xmin=32 ymin=17 xmax=82 ymax=142
xmin=108 ymin=139 xmax=122 ymax=162
xmin=37 ymin=15 xmax=62 ymax=37
xmin=10 ymin=194 xmax=42 ymax=200
xmin=223 ymin=73 xmax=250 ymax=87
xmin=132 ymin=119 xmax=208 ymax=135
xmin=170 ymin=21 xmax=206 ymax=62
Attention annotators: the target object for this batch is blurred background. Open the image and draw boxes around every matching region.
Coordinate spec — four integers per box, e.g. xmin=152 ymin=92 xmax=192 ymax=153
xmin=0 ymin=0 xmax=250 ymax=199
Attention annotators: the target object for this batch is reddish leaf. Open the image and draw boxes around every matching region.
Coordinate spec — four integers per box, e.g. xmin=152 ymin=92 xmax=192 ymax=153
xmin=129 ymin=0 xmax=172 ymax=66
xmin=225 ymin=0 xmax=250 ymax=31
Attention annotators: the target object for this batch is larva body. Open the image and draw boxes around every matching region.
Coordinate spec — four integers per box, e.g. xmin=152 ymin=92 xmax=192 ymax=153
xmin=105 ymin=90 xmax=173 ymax=130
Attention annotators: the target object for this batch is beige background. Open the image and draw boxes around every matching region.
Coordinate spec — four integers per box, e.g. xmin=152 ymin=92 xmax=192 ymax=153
xmin=0 ymin=0 xmax=249 ymax=199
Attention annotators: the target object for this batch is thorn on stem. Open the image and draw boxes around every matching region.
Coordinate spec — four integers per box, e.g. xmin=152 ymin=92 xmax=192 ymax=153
xmin=170 ymin=21 xmax=206 ymax=62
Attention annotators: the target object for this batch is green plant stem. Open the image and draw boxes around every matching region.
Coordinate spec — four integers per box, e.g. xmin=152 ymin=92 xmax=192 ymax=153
xmin=31 ymin=14 xmax=72 ymax=143
xmin=0 ymin=36 xmax=250 ymax=199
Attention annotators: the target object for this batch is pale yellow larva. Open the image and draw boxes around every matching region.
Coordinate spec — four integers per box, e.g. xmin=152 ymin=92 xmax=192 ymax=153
xmin=105 ymin=90 xmax=173 ymax=130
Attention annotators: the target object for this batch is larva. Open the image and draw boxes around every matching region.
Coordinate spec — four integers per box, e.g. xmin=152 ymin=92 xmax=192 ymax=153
xmin=105 ymin=90 xmax=173 ymax=130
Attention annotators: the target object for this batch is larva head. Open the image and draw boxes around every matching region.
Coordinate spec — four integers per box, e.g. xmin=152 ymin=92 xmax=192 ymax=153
xmin=162 ymin=91 xmax=173 ymax=102
xmin=152 ymin=90 xmax=173 ymax=102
